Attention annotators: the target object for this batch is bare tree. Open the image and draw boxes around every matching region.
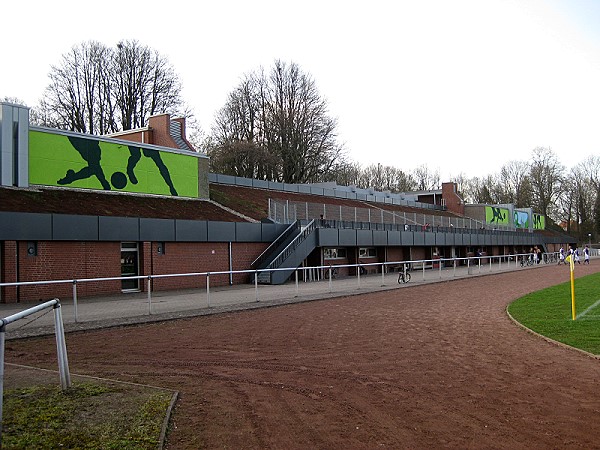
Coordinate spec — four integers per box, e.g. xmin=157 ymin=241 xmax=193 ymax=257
xmin=208 ymin=60 xmax=345 ymax=183
xmin=209 ymin=75 xmax=278 ymax=178
xmin=112 ymin=40 xmax=183 ymax=130
xmin=413 ymin=165 xmax=440 ymax=191
xmin=37 ymin=40 xmax=185 ymax=134
xmin=529 ymin=147 xmax=564 ymax=218
xmin=500 ymin=160 xmax=532 ymax=207
xmin=567 ymin=157 xmax=599 ymax=240
xmin=324 ymin=160 xmax=362 ymax=186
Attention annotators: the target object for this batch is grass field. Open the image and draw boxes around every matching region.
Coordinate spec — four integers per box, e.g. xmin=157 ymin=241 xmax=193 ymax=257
xmin=508 ymin=271 xmax=600 ymax=355
xmin=1 ymin=367 xmax=175 ymax=450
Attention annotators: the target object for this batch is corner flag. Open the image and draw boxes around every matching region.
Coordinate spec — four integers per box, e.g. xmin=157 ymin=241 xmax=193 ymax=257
xmin=567 ymin=253 xmax=576 ymax=320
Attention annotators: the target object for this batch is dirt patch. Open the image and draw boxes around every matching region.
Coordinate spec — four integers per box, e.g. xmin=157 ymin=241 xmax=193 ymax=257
xmin=5 ymin=263 xmax=600 ymax=449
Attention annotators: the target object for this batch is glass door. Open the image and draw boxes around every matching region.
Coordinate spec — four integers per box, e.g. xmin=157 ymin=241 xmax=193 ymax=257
xmin=121 ymin=242 xmax=139 ymax=291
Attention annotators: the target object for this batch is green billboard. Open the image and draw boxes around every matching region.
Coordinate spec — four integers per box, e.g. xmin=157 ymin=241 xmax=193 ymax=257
xmin=533 ymin=214 xmax=545 ymax=230
xmin=29 ymin=130 xmax=199 ymax=198
xmin=485 ymin=206 xmax=510 ymax=226
xmin=514 ymin=210 xmax=530 ymax=229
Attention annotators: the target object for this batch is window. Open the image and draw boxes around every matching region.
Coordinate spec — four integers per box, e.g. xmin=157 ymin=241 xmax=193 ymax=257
xmin=324 ymin=248 xmax=347 ymax=259
xmin=359 ymin=247 xmax=377 ymax=258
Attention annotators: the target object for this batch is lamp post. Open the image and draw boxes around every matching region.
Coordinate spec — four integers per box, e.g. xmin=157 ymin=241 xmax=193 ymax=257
xmin=589 ymin=233 xmax=592 ymax=248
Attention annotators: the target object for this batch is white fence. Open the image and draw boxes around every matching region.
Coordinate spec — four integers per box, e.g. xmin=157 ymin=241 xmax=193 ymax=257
xmin=0 ymin=251 xmax=590 ymax=332
xmin=268 ymin=198 xmax=510 ymax=231
xmin=0 ymin=299 xmax=71 ymax=444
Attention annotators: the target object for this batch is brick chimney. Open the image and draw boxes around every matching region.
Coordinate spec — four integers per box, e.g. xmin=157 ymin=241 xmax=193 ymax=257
xmin=442 ymin=182 xmax=465 ymax=216
xmin=109 ymin=114 xmax=196 ymax=152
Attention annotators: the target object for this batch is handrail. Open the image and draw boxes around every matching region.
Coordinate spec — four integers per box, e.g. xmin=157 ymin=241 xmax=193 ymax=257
xmin=251 ymin=220 xmax=300 ymax=268
xmin=267 ymin=219 xmax=317 ymax=270
xmin=269 ymin=198 xmax=515 ymax=232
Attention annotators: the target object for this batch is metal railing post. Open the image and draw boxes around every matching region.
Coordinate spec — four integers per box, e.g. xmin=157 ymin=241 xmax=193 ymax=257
xmin=53 ymin=303 xmax=71 ymax=390
xmin=381 ymin=263 xmax=385 ymax=286
xmin=295 ymin=270 xmax=299 ymax=297
xmin=255 ymin=271 xmax=259 ymax=302
xmin=72 ymin=280 xmax=78 ymax=323
xmin=147 ymin=276 xmax=152 ymax=315
xmin=207 ymin=272 xmax=211 ymax=307
xmin=329 ymin=265 xmax=333 ymax=292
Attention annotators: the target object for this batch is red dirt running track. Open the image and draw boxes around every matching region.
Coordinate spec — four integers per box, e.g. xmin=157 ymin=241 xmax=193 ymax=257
xmin=6 ymin=262 xmax=600 ymax=449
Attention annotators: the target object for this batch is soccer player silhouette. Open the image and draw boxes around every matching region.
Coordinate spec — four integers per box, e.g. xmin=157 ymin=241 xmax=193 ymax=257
xmin=126 ymin=145 xmax=178 ymax=196
xmin=57 ymin=136 xmax=111 ymax=190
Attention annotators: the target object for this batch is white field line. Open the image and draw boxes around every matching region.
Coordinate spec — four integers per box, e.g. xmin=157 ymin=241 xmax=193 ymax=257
xmin=576 ymin=299 xmax=600 ymax=320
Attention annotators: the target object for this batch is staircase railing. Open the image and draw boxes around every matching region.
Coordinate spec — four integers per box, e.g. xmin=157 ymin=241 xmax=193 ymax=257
xmin=265 ymin=219 xmax=316 ymax=271
xmin=251 ymin=220 xmax=301 ymax=268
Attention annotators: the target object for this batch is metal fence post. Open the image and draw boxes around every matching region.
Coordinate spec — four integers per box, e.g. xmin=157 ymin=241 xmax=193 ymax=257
xmin=295 ymin=270 xmax=299 ymax=297
xmin=207 ymin=272 xmax=211 ymax=307
xmin=381 ymin=263 xmax=385 ymax=286
xmin=72 ymin=280 xmax=78 ymax=323
xmin=53 ymin=303 xmax=71 ymax=390
xmin=147 ymin=276 xmax=152 ymax=315
xmin=255 ymin=271 xmax=259 ymax=302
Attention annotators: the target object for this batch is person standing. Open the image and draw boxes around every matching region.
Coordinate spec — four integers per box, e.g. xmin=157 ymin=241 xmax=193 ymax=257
xmin=574 ymin=247 xmax=581 ymax=264
xmin=559 ymin=247 xmax=565 ymax=265
xmin=584 ymin=245 xmax=590 ymax=264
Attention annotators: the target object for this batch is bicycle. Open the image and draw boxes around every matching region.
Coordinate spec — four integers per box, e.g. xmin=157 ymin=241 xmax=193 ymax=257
xmin=327 ymin=267 xmax=338 ymax=279
xmin=519 ymin=256 xmax=534 ymax=267
xmin=397 ymin=265 xmax=411 ymax=284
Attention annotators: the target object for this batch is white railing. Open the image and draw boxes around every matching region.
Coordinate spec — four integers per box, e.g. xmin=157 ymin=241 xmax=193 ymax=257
xmin=268 ymin=198 xmax=497 ymax=230
xmin=0 ymin=251 xmax=589 ymax=329
xmin=0 ymin=299 xmax=71 ymax=445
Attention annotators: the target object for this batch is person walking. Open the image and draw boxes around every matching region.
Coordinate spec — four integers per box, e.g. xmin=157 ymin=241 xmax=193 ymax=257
xmin=559 ymin=247 xmax=565 ymax=265
xmin=584 ymin=245 xmax=590 ymax=264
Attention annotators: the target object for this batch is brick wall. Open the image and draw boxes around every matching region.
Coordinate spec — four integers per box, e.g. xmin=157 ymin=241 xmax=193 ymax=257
xmin=1 ymin=241 xmax=17 ymax=302
xmin=0 ymin=240 xmax=268 ymax=303
xmin=146 ymin=241 xmax=267 ymax=292
xmin=2 ymin=241 xmax=121 ymax=303
xmin=386 ymin=247 xmax=408 ymax=264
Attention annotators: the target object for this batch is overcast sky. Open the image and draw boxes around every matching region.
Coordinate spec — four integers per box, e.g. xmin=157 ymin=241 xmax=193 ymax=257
xmin=3 ymin=0 xmax=600 ymax=181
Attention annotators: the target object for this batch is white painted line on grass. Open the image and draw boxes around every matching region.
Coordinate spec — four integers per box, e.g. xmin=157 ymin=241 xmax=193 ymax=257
xmin=576 ymin=299 xmax=600 ymax=320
